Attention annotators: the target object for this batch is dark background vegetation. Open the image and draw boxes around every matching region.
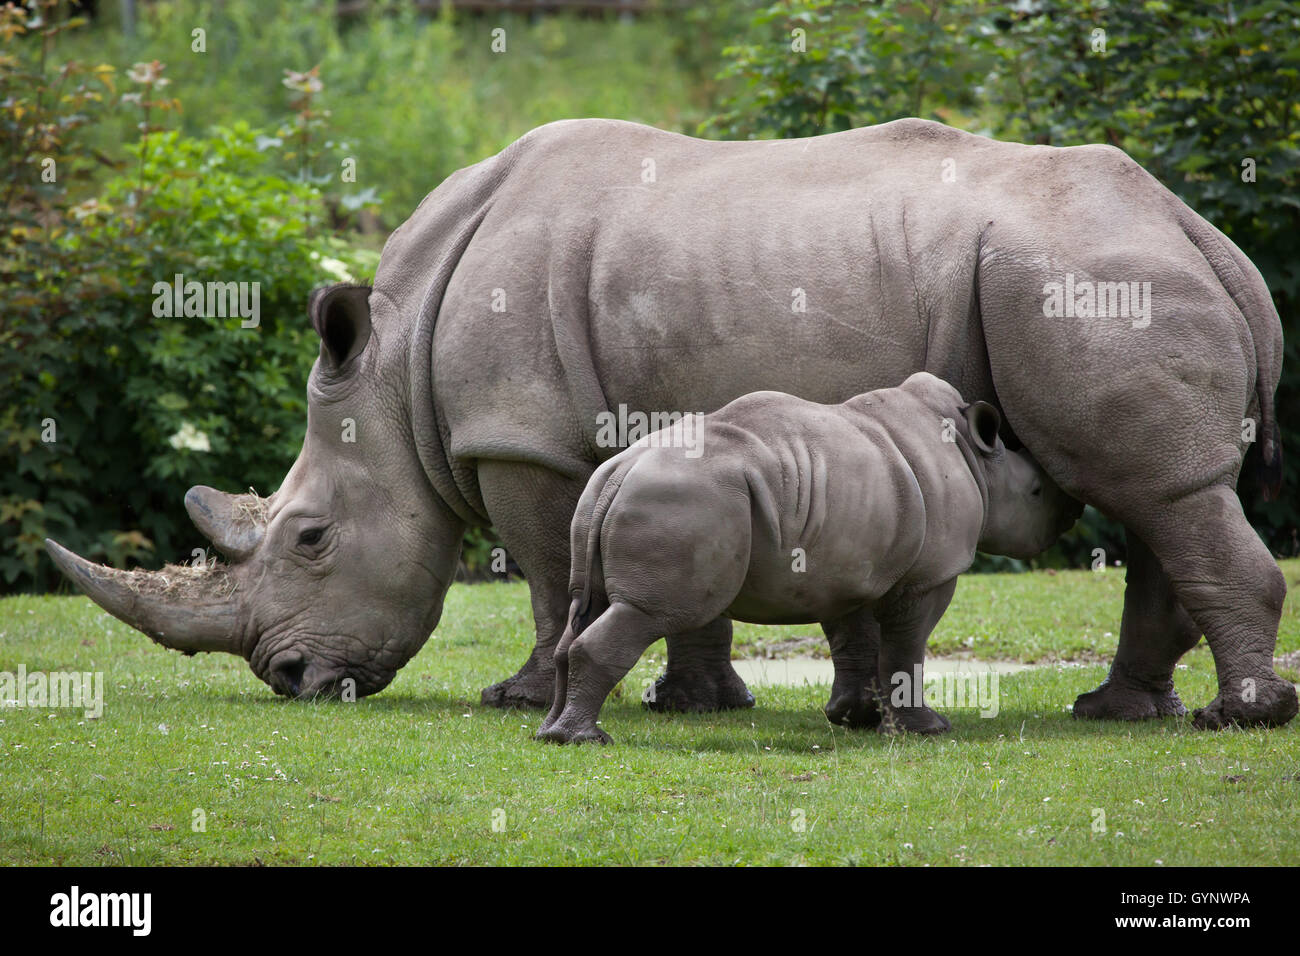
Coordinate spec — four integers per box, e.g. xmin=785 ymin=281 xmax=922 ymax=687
xmin=3 ymin=0 xmax=1296 ymax=592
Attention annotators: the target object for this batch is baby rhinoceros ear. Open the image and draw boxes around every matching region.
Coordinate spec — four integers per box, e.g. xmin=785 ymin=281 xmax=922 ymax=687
xmin=963 ymin=401 xmax=1003 ymax=455
xmin=310 ymin=283 xmax=373 ymax=371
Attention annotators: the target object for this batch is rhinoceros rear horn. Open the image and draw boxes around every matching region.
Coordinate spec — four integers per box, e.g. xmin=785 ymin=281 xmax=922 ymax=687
xmin=310 ymin=283 xmax=372 ymax=370
xmin=184 ymin=486 xmax=267 ymax=562
xmin=44 ymin=539 xmax=243 ymax=656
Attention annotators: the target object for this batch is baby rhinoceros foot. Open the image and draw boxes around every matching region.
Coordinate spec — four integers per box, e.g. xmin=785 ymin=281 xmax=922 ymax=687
xmin=878 ymin=705 xmax=951 ymax=736
xmin=535 ymin=718 xmax=613 ymax=746
xmin=1191 ymin=678 xmax=1299 ymax=730
xmin=644 ymin=665 xmax=755 ymax=714
xmin=824 ymin=687 xmax=882 ymax=729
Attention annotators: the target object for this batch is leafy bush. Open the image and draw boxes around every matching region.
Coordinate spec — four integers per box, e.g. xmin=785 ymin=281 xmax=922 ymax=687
xmin=1 ymin=6 xmax=370 ymax=591
xmin=54 ymin=0 xmax=711 ymax=228
xmin=706 ymin=0 xmax=991 ymax=139
xmin=705 ymin=0 xmax=1300 ymax=563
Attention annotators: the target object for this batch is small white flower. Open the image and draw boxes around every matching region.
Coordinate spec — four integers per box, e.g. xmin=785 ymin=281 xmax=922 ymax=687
xmin=127 ymin=61 xmax=166 ymax=86
xmin=168 ymin=422 xmax=210 ymax=452
xmin=310 ymin=251 xmax=354 ymax=282
xmin=282 ymin=69 xmax=323 ymax=94
xmin=70 ymin=198 xmax=106 ymax=221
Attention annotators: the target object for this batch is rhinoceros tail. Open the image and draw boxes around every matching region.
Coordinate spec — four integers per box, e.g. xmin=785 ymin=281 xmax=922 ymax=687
xmin=570 ymin=458 xmax=635 ymax=622
xmin=1258 ymin=420 xmax=1285 ymax=502
xmin=1177 ymin=209 xmax=1284 ymax=500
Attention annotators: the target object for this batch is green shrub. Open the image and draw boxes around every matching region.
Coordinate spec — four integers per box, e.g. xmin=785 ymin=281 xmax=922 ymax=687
xmin=705 ymin=0 xmax=992 ymax=139
xmin=1 ymin=6 xmax=371 ymax=591
xmin=54 ymin=0 xmax=710 ymax=227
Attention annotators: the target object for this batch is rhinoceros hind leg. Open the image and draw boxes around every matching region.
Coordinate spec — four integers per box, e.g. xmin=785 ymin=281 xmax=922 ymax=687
xmin=539 ymin=602 xmax=664 ymax=745
xmin=646 ymin=618 xmax=755 ymax=713
xmin=1139 ymin=486 xmax=1296 ymax=729
xmin=1073 ymin=533 xmax=1197 ymax=721
xmin=478 ymin=459 xmax=750 ymax=713
xmin=1191 ymin=692 xmax=1298 ymax=730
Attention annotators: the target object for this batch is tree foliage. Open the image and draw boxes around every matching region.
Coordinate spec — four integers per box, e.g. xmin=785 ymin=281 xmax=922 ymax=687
xmin=0 ymin=3 xmax=370 ymax=590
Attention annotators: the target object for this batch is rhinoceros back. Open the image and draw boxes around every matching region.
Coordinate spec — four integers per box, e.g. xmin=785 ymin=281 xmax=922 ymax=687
xmin=430 ymin=118 xmax=1013 ymax=492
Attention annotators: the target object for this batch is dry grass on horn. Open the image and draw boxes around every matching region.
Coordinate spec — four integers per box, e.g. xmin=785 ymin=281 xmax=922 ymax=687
xmin=232 ymin=490 xmax=270 ymax=527
xmin=119 ymin=561 xmax=240 ymax=600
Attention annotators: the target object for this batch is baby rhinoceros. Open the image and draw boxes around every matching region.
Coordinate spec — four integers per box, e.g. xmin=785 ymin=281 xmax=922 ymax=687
xmin=537 ymin=371 xmax=1080 ymax=745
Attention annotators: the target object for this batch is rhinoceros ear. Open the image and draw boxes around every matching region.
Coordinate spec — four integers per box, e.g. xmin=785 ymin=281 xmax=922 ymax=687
xmin=310 ymin=283 xmax=372 ymax=371
xmin=963 ymin=401 xmax=1002 ymax=455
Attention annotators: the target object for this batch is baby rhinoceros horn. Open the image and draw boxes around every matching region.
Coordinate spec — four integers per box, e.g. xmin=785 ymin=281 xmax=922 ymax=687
xmin=184 ymin=485 xmax=267 ymax=562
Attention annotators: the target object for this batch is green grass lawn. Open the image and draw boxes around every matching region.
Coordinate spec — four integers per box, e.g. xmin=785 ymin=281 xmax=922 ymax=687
xmin=2 ymin=562 xmax=1298 ymax=866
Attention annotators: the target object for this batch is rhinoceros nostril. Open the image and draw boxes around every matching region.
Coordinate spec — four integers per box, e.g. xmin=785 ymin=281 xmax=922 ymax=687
xmin=272 ymin=655 xmax=307 ymax=698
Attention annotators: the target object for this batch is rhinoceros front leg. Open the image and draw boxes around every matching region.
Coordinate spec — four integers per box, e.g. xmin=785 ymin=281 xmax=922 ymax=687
xmin=875 ymin=580 xmax=958 ymax=735
xmin=822 ymin=608 xmax=882 ymax=729
xmin=477 ymin=460 xmax=586 ymax=709
xmin=476 ymin=460 xmax=755 ymax=712
xmin=647 ymin=618 xmax=755 ymax=713
xmin=1073 ymin=532 xmax=1200 ymax=720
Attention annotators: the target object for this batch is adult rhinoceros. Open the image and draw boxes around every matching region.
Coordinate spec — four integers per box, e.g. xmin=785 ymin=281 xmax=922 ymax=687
xmin=48 ymin=118 xmax=1296 ymax=729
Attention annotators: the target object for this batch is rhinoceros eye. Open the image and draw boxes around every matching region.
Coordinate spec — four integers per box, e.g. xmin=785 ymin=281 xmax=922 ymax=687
xmin=298 ymin=527 xmax=325 ymax=547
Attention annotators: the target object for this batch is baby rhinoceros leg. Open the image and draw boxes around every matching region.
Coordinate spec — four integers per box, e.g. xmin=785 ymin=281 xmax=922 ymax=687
xmin=538 ymin=593 xmax=607 ymax=739
xmin=875 ymin=580 xmax=959 ymax=735
xmin=822 ymin=608 xmax=883 ymax=729
xmin=536 ymin=602 xmax=662 ymax=745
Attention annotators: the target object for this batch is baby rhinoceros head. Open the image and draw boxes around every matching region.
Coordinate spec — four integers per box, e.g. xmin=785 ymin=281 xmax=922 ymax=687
xmin=959 ymin=401 xmax=1083 ymax=560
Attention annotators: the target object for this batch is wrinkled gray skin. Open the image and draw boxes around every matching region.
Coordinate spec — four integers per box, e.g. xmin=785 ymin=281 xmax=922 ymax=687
xmin=48 ymin=118 xmax=1295 ymax=729
xmin=538 ymin=373 xmax=1081 ymax=744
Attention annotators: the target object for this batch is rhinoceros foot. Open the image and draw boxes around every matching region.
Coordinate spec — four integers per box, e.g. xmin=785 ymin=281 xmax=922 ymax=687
xmin=1072 ymin=662 xmax=1188 ymax=721
xmin=481 ymin=668 xmax=553 ymax=710
xmin=824 ymin=687 xmax=882 ymax=729
xmin=535 ymin=719 xmax=612 ymax=745
xmin=878 ymin=705 xmax=951 ymax=736
xmin=643 ymin=666 xmax=755 ymax=714
xmin=1191 ymin=678 xmax=1299 ymax=730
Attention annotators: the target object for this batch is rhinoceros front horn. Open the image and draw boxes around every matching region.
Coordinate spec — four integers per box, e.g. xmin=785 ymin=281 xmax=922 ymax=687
xmin=184 ymin=485 xmax=267 ymax=562
xmin=44 ymin=539 xmax=243 ymax=656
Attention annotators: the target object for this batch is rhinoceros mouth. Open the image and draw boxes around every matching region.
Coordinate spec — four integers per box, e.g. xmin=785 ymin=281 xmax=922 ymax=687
xmin=267 ymin=671 xmax=394 ymax=701
xmin=253 ymin=638 xmax=396 ymax=700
